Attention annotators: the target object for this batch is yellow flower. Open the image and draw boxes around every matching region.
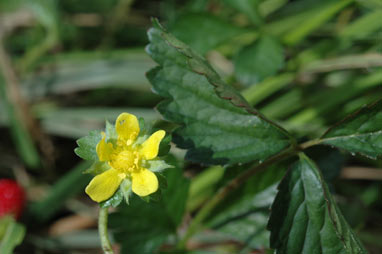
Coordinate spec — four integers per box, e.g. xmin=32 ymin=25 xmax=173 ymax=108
xmin=85 ymin=113 xmax=166 ymax=202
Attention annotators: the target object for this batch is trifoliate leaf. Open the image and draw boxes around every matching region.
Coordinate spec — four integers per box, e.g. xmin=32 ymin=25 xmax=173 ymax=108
xmin=321 ymin=100 xmax=382 ymax=159
xmin=146 ymin=20 xmax=293 ymax=165
xmin=268 ymin=154 xmax=367 ymax=254
xmin=74 ymin=130 xmax=102 ymax=161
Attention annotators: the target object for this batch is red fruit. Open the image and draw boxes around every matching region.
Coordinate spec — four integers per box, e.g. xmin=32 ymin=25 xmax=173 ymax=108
xmin=0 ymin=179 xmax=25 ymax=219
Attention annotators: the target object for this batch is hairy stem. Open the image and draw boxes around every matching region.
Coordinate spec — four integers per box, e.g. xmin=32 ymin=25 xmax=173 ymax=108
xmin=99 ymin=207 xmax=114 ymax=254
xmin=177 ymin=139 xmax=321 ymax=249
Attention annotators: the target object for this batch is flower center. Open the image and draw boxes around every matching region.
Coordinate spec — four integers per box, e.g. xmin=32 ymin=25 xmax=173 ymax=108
xmin=110 ymin=150 xmax=140 ymax=173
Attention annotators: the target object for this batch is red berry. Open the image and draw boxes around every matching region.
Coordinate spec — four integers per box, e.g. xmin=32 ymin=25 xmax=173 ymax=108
xmin=0 ymin=179 xmax=25 ymax=219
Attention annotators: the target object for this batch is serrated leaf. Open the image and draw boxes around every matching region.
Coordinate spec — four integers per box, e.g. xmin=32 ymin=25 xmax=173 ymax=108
xmin=74 ymin=130 xmax=102 ymax=161
xmin=268 ymin=154 xmax=367 ymax=254
xmin=146 ymin=21 xmax=292 ymax=165
xmin=234 ymin=36 xmax=284 ymax=86
xmin=321 ymin=100 xmax=382 ymax=159
xmin=169 ymin=13 xmax=245 ymax=54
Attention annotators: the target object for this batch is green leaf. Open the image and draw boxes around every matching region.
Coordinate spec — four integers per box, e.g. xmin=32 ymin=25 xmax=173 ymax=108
xmin=170 ymin=13 xmax=246 ymax=54
xmin=162 ymin=164 xmax=190 ymax=226
xmin=74 ymin=130 xmax=102 ymax=161
xmin=110 ymin=165 xmax=189 ymax=254
xmin=158 ymin=134 xmax=171 ymax=157
xmin=207 ymin=164 xmax=286 ymax=249
xmin=187 ymin=166 xmax=225 ymax=211
xmin=340 ymin=9 xmax=382 ymax=40
xmin=222 ymin=0 xmax=262 ymax=25
xmin=234 ymin=36 xmax=284 ymax=86
xmin=268 ymin=154 xmax=367 ymax=254
xmin=0 ymin=75 xmax=41 ymax=169
xmin=0 ymin=217 xmax=26 ymax=254
xmin=321 ymin=100 xmax=382 ymax=159
xmin=110 ymin=197 xmax=172 ymax=254
xmin=282 ymin=0 xmax=352 ymax=45
xmin=146 ymin=21 xmax=292 ymax=165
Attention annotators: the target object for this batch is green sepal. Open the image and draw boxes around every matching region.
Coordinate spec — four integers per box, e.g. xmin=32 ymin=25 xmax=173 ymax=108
xmin=74 ymin=130 xmax=102 ymax=161
xmin=120 ymin=179 xmax=132 ymax=205
xmin=83 ymin=161 xmax=110 ymax=175
xmin=100 ymin=188 xmax=124 ymax=208
xmin=105 ymin=120 xmax=118 ymax=145
xmin=144 ymin=158 xmax=174 ymax=173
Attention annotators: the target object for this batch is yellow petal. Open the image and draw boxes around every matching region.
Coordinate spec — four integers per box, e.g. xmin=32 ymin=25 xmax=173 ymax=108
xmin=115 ymin=113 xmax=140 ymax=143
xmin=131 ymin=168 xmax=158 ymax=196
xmin=85 ymin=168 xmax=124 ymax=202
xmin=96 ymin=132 xmax=114 ymax=161
xmin=139 ymin=130 xmax=165 ymax=160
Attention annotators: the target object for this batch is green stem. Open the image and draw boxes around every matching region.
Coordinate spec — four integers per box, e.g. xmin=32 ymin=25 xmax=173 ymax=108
xmin=99 ymin=207 xmax=114 ymax=254
xmin=176 ymin=139 xmax=322 ymax=250
xmin=177 ymin=145 xmax=297 ymax=249
xmin=299 ymin=139 xmax=322 ymax=150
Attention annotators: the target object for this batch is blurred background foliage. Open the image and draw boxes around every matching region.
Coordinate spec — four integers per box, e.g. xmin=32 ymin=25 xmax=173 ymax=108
xmin=0 ymin=0 xmax=381 ymax=253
